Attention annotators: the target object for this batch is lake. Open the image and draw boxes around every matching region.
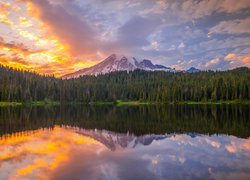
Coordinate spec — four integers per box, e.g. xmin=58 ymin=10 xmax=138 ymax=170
xmin=0 ymin=105 xmax=250 ymax=179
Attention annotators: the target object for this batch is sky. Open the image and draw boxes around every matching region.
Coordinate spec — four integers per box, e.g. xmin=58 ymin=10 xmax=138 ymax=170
xmin=0 ymin=0 xmax=250 ymax=76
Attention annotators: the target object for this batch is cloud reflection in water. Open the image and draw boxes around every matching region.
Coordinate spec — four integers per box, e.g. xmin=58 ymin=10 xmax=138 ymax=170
xmin=0 ymin=126 xmax=250 ymax=180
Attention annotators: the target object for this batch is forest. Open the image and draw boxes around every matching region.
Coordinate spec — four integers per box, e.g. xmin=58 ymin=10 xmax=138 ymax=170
xmin=0 ymin=65 xmax=249 ymax=103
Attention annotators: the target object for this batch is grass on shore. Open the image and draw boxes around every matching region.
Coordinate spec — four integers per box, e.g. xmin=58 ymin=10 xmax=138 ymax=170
xmin=0 ymin=102 xmax=23 ymax=106
xmin=56 ymin=100 xmax=250 ymax=105
xmin=0 ymin=100 xmax=249 ymax=107
xmin=29 ymin=101 xmax=61 ymax=106
xmin=0 ymin=101 xmax=60 ymax=107
xmin=176 ymin=100 xmax=250 ymax=105
xmin=115 ymin=100 xmax=250 ymax=105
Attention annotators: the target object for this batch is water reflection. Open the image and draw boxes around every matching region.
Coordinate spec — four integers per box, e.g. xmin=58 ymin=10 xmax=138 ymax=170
xmin=0 ymin=105 xmax=250 ymax=179
xmin=0 ymin=105 xmax=250 ymax=137
xmin=0 ymin=126 xmax=250 ymax=180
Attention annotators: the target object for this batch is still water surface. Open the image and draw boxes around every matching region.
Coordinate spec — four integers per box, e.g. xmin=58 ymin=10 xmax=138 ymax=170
xmin=0 ymin=105 xmax=250 ymax=179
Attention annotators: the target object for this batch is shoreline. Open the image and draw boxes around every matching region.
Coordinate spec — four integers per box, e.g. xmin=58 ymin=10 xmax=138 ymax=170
xmin=0 ymin=100 xmax=250 ymax=107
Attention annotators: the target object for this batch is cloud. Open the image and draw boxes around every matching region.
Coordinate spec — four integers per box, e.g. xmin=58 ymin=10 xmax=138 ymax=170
xmin=18 ymin=17 xmax=33 ymax=28
xmin=141 ymin=0 xmax=250 ymax=24
xmin=140 ymin=0 xmax=168 ymax=15
xmin=184 ymin=36 xmax=250 ymax=60
xmin=0 ymin=36 xmax=32 ymax=53
xmin=220 ymin=0 xmax=250 ymax=13
xmin=0 ymin=1 xmax=12 ymax=15
xmin=209 ymin=17 xmax=250 ymax=35
xmin=178 ymin=42 xmax=185 ymax=49
xmin=242 ymin=57 xmax=250 ymax=64
xmin=183 ymin=0 xmax=250 ymax=17
xmin=224 ymin=53 xmax=250 ymax=67
xmin=0 ymin=16 xmax=13 ymax=26
xmin=225 ymin=53 xmax=236 ymax=59
xmin=0 ymin=2 xmax=12 ymax=25
xmin=0 ymin=0 xmax=250 ymax=74
xmin=225 ymin=145 xmax=237 ymax=153
xmin=126 ymin=1 xmax=141 ymax=8
xmin=24 ymin=0 xmax=98 ymax=56
xmin=0 ymin=0 xmax=21 ymax=25
xmin=118 ymin=16 xmax=158 ymax=45
xmin=197 ymin=52 xmax=250 ymax=70
xmin=204 ymin=58 xmax=221 ymax=69
xmin=171 ymin=59 xmax=196 ymax=70
xmin=103 ymin=15 xmax=161 ymax=54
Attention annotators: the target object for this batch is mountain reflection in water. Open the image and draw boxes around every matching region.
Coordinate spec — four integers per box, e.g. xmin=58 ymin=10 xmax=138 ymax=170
xmin=0 ymin=126 xmax=250 ymax=180
xmin=0 ymin=105 xmax=250 ymax=179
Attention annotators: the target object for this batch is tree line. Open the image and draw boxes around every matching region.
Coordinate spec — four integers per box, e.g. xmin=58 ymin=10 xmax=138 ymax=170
xmin=0 ymin=65 xmax=249 ymax=102
xmin=0 ymin=105 xmax=249 ymax=138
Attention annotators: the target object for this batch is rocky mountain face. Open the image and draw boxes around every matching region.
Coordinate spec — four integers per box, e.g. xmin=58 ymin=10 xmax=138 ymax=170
xmin=186 ymin=67 xmax=200 ymax=73
xmin=62 ymin=54 xmax=200 ymax=79
xmin=62 ymin=54 xmax=176 ymax=79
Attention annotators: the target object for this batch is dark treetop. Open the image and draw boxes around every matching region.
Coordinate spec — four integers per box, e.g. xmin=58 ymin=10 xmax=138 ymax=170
xmin=0 ymin=65 xmax=249 ymax=102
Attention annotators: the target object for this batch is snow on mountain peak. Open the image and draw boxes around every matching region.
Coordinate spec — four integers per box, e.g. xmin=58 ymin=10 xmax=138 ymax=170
xmin=62 ymin=54 xmax=199 ymax=79
xmin=111 ymin=54 xmax=142 ymax=66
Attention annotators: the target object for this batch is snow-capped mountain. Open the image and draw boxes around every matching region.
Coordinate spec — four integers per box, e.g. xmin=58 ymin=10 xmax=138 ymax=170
xmin=63 ymin=126 xmax=174 ymax=151
xmin=62 ymin=54 xmax=176 ymax=79
xmin=62 ymin=54 xmax=201 ymax=79
xmin=186 ymin=67 xmax=200 ymax=73
xmin=63 ymin=126 xmax=200 ymax=151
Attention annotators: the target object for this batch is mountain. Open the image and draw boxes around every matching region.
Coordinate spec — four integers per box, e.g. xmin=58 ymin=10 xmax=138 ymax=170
xmin=186 ymin=67 xmax=200 ymax=73
xmin=62 ymin=54 xmax=176 ymax=79
xmin=63 ymin=126 xmax=201 ymax=151
xmin=64 ymin=126 xmax=174 ymax=151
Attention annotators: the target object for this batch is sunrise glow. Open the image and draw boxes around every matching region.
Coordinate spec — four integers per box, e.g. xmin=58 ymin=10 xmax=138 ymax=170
xmin=0 ymin=0 xmax=250 ymax=77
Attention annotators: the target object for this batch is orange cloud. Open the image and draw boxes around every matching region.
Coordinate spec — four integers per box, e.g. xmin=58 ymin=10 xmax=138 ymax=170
xmin=243 ymin=142 xmax=250 ymax=150
xmin=226 ymin=145 xmax=237 ymax=153
xmin=18 ymin=16 xmax=33 ymax=27
xmin=225 ymin=53 xmax=236 ymax=60
xmin=0 ymin=15 xmax=13 ymax=25
xmin=0 ymin=126 xmax=102 ymax=179
xmin=242 ymin=57 xmax=250 ymax=64
xmin=224 ymin=53 xmax=250 ymax=68
xmin=0 ymin=1 xmax=16 ymax=25
xmin=24 ymin=0 xmax=97 ymax=56
xmin=0 ymin=0 xmax=101 ymax=77
xmin=0 ymin=37 xmax=32 ymax=54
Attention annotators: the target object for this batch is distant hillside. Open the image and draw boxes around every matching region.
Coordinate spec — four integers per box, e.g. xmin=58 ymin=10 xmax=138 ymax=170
xmin=0 ymin=64 xmax=249 ymax=102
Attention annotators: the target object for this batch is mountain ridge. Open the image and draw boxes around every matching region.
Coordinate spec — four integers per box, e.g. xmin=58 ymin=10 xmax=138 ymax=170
xmin=62 ymin=54 xmax=180 ymax=79
xmin=62 ymin=126 xmax=202 ymax=151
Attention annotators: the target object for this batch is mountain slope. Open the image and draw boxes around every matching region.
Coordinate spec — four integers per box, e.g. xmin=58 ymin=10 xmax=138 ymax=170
xmin=62 ymin=54 xmax=176 ymax=79
xmin=64 ymin=126 xmax=174 ymax=151
xmin=63 ymin=126 xmax=202 ymax=151
xmin=186 ymin=67 xmax=200 ymax=73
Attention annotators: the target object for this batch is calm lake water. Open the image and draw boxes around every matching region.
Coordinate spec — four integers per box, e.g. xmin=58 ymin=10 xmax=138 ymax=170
xmin=0 ymin=105 xmax=250 ymax=180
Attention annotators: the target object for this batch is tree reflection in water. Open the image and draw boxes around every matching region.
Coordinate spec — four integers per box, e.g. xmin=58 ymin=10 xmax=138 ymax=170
xmin=0 ymin=104 xmax=249 ymax=137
